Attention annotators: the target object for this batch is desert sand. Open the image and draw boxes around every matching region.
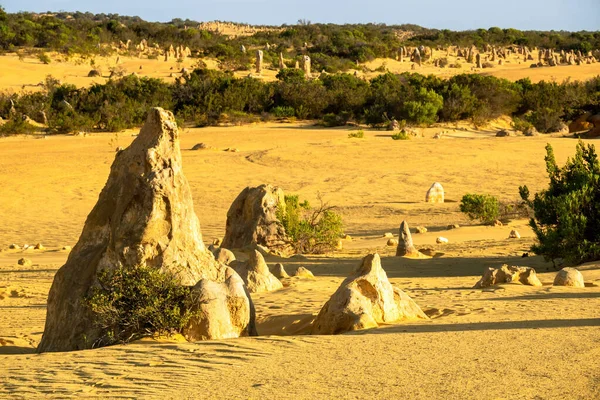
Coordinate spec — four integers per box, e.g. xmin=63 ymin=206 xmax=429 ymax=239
xmin=1 ymin=120 xmax=600 ymax=398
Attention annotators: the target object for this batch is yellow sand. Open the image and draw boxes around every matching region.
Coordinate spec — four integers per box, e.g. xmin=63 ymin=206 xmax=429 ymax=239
xmin=1 ymin=123 xmax=600 ymax=398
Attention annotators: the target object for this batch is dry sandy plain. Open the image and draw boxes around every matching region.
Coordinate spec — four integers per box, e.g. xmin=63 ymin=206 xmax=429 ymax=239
xmin=0 ymin=53 xmax=599 ymax=399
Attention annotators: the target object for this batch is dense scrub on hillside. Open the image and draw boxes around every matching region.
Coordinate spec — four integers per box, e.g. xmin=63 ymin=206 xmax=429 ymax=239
xmin=0 ymin=6 xmax=599 ymax=63
xmin=1 ymin=68 xmax=598 ymax=135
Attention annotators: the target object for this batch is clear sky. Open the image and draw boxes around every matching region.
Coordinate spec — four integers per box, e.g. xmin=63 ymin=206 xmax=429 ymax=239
xmin=2 ymin=0 xmax=599 ymax=31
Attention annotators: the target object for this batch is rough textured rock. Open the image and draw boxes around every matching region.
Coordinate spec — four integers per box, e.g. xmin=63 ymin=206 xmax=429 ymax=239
xmin=9 ymin=244 xmax=20 ymax=250
xmin=387 ymin=238 xmax=399 ymax=247
xmin=212 ymin=247 xmax=236 ymax=266
xmin=508 ymin=229 xmax=521 ymax=239
xmin=18 ymin=258 xmax=32 ymax=267
xmin=396 ymin=221 xmax=420 ymax=257
xmin=269 ymin=263 xmax=289 ymax=279
xmin=232 ymin=250 xmax=283 ymax=293
xmin=183 ymin=267 xmax=257 ymax=341
xmin=302 ymin=55 xmax=311 ymax=77
xmin=496 ymin=130 xmax=512 ymax=137
xmin=255 ymin=50 xmax=263 ymax=74
xmin=87 ymin=69 xmax=102 ymax=77
xmin=436 ymin=237 xmax=449 ymax=244
xmin=294 ymin=266 xmax=314 ymax=278
xmin=191 ymin=143 xmax=209 ymax=150
xmin=221 ymin=184 xmax=292 ymax=255
xmin=415 ymin=226 xmax=428 ymax=234
xmin=383 ymin=232 xmax=394 ymax=238
xmin=474 ymin=265 xmax=542 ymax=288
xmin=38 ymin=108 xmax=236 ymax=353
xmin=311 ymin=254 xmax=428 ymax=334
xmin=553 ymin=267 xmax=585 ymax=288
xmin=426 ymin=182 xmax=444 ymax=203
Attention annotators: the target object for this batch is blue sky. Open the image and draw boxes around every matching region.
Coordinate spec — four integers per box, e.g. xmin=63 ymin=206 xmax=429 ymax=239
xmin=2 ymin=0 xmax=599 ymax=31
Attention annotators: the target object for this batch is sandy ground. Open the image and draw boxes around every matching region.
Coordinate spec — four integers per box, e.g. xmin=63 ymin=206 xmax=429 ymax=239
xmin=1 ymin=48 xmax=597 ymax=93
xmin=1 ymin=123 xmax=600 ymax=398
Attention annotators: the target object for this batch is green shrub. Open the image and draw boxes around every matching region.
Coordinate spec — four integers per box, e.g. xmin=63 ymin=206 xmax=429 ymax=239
xmin=512 ymin=117 xmax=534 ymax=132
xmin=391 ymin=131 xmax=410 ymax=140
xmin=85 ymin=264 xmax=196 ymax=347
xmin=38 ymin=52 xmax=51 ymax=64
xmin=348 ymin=130 xmax=364 ymax=138
xmin=271 ymin=106 xmax=296 ymax=118
xmin=0 ymin=116 xmax=36 ymax=135
xmin=460 ymin=193 xmax=500 ymax=224
xmin=520 ymin=141 xmax=600 ymax=265
xmin=277 ymin=194 xmax=344 ymax=254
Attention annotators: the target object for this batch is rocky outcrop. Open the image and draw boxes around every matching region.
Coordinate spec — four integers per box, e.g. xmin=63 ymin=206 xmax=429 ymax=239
xmin=38 ymin=108 xmax=253 ymax=353
xmin=269 ymin=263 xmax=289 ymax=279
xmin=396 ymin=220 xmax=420 ymax=257
xmin=311 ymin=254 xmax=427 ymax=334
xmin=222 ymin=184 xmax=292 ymax=255
xmin=212 ymin=247 xmax=236 ymax=266
xmin=233 ymin=250 xmax=283 ymax=293
xmin=294 ymin=266 xmax=314 ymax=278
xmin=426 ymin=182 xmax=444 ymax=203
xmin=474 ymin=265 xmax=542 ymax=288
xmin=553 ymin=267 xmax=585 ymax=288
xmin=183 ymin=267 xmax=257 ymax=340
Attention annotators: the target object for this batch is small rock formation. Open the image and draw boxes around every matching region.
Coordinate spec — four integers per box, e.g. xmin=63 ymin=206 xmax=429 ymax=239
xmin=387 ymin=119 xmax=400 ymax=131
xmin=426 ymin=182 xmax=444 ymax=203
xmin=212 ymin=247 xmax=236 ymax=265
xmin=396 ymin=221 xmax=420 ymax=257
xmin=419 ymin=248 xmax=437 ymax=257
xmin=447 ymin=224 xmax=460 ymax=230
xmin=233 ymin=250 xmax=283 ymax=293
xmin=493 ymin=219 xmax=504 ymax=227
xmin=436 ymin=237 xmax=449 ymax=244
xmin=496 ymin=130 xmax=512 ymax=137
xmin=34 ymin=243 xmax=44 ymax=250
xmin=18 ymin=258 xmax=32 ymax=267
xmin=508 ymin=229 xmax=521 ymax=239
xmin=311 ymin=254 xmax=428 ymax=334
xmin=87 ymin=69 xmax=102 ymax=77
xmin=38 ymin=108 xmax=254 ymax=353
xmin=255 ymin=50 xmax=263 ymax=74
xmin=294 ymin=266 xmax=314 ymax=278
xmin=383 ymin=232 xmax=394 ymax=238
xmin=222 ymin=184 xmax=292 ymax=255
xmin=191 ymin=143 xmax=209 ymax=150
xmin=415 ymin=226 xmax=428 ymax=234
xmin=474 ymin=265 xmax=542 ymax=288
xmin=183 ymin=267 xmax=256 ymax=340
xmin=553 ymin=267 xmax=585 ymax=288
xmin=523 ymin=126 xmax=539 ymax=136
xmin=9 ymin=244 xmax=20 ymax=250
xmin=302 ymin=55 xmax=311 ymax=78
xmin=278 ymin=53 xmax=285 ymax=69
xmin=269 ymin=263 xmax=289 ymax=279
xmin=387 ymin=238 xmax=399 ymax=247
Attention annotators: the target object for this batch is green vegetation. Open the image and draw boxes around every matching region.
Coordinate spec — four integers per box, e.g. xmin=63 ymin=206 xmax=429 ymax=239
xmin=0 ymin=116 xmax=36 ymax=135
xmin=348 ymin=130 xmax=364 ymax=138
xmin=85 ymin=264 xmax=195 ymax=347
xmin=277 ymin=194 xmax=344 ymax=254
xmin=520 ymin=141 xmax=600 ymax=265
xmin=460 ymin=193 xmax=500 ymax=224
xmin=391 ymin=131 xmax=410 ymax=140
xmin=1 ymin=69 xmax=598 ymax=135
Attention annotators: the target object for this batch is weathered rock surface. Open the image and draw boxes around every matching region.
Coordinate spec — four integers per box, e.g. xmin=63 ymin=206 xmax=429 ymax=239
xmin=553 ymin=267 xmax=585 ymax=288
xmin=222 ymin=184 xmax=292 ymax=255
xmin=311 ymin=254 xmax=428 ymax=334
xmin=38 ymin=108 xmax=246 ymax=353
xmin=212 ymin=247 xmax=236 ymax=266
xmin=508 ymin=229 xmax=521 ymax=239
xmin=183 ymin=267 xmax=257 ymax=340
xmin=474 ymin=265 xmax=542 ymax=288
xmin=17 ymin=258 xmax=32 ymax=267
xmin=233 ymin=250 xmax=283 ymax=293
xmin=294 ymin=266 xmax=314 ymax=278
xmin=269 ymin=263 xmax=289 ymax=279
xmin=396 ymin=221 xmax=421 ymax=257
xmin=426 ymin=182 xmax=444 ymax=203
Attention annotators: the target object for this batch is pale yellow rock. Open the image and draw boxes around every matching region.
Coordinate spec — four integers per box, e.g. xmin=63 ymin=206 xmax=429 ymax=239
xmin=387 ymin=238 xmax=399 ymax=246
xmin=426 ymin=182 xmax=444 ymax=203
xmin=553 ymin=267 xmax=584 ymax=288
xmin=269 ymin=263 xmax=289 ymax=279
xmin=294 ymin=266 xmax=314 ymax=279
xmin=396 ymin=220 xmax=421 ymax=257
xmin=233 ymin=250 xmax=283 ymax=293
xmin=212 ymin=247 xmax=236 ymax=266
xmin=508 ymin=229 xmax=521 ymax=239
xmin=17 ymin=258 xmax=32 ymax=267
xmin=183 ymin=267 xmax=256 ymax=341
xmin=474 ymin=265 xmax=542 ymax=288
xmin=311 ymin=253 xmax=428 ymax=334
xmin=436 ymin=237 xmax=449 ymax=244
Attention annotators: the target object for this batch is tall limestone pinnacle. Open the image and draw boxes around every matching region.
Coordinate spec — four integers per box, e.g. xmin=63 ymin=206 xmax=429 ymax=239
xmin=38 ymin=108 xmax=227 ymax=352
